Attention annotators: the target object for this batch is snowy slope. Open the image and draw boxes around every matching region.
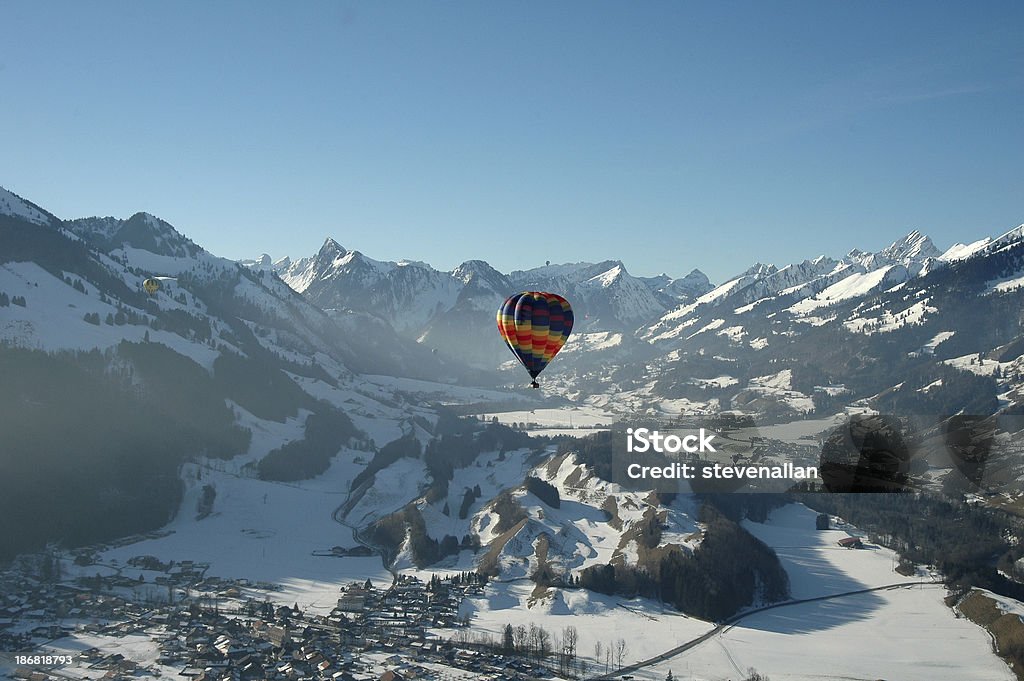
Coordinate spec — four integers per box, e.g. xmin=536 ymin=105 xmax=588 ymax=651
xmin=0 ymin=186 xmax=54 ymax=226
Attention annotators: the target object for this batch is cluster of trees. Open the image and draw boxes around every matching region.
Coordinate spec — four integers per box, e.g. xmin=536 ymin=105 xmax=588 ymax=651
xmin=257 ymin=408 xmax=357 ymax=482
xmin=0 ymin=347 xmax=179 ymax=559
xmin=424 ymin=432 xmax=485 ymax=502
xmin=575 ymin=504 xmax=789 ymax=622
xmin=118 ymin=341 xmax=251 ymax=459
xmin=63 ymin=275 xmax=87 ymax=294
xmin=2 ymin=212 xmax=145 ymax=307
xmin=458 ymin=484 xmax=482 ymax=519
xmin=796 ymin=490 xmax=1024 ymax=601
xmin=212 ymin=350 xmax=313 ymax=423
xmin=423 ymin=416 xmax=534 ymax=503
xmin=369 ymin=505 xmax=476 ymax=567
xmin=350 ymin=434 xmax=422 ymax=491
xmin=524 ymin=476 xmax=560 ymax=508
xmin=425 ymin=571 xmax=488 ymax=590
xmin=196 ymin=484 xmax=216 ymax=520
xmin=156 ymin=308 xmax=213 ymax=342
xmin=450 ymin=620 xmax=615 ymax=677
xmin=874 ymin=364 xmax=999 ymax=416
xmin=561 ymin=430 xmax=614 ymax=481
xmin=656 ymin=507 xmax=789 ymax=621
xmin=0 ymin=337 xmax=299 ymax=559
xmin=0 ymin=291 xmax=27 ymax=306
xmin=500 ymin=623 xmax=585 ymax=675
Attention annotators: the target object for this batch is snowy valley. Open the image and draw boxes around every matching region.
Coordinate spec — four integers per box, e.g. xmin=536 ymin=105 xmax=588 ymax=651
xmin=2 ymin=185 xmax=1024 ymax=681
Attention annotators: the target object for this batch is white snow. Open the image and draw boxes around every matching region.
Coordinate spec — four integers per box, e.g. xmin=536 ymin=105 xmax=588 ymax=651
xmin=479 ymin=406 xmax=615 ymax=430
xmin=0 ymin=186 xmax=50 ymax=225
xmin=686 ymin=318 xmax=725 ymax=340
xmin=0 ymin=262 xmax=219 ymax=367
xmin=693 ymin=375 xmax=739 ymax=389
xmin=93 ymin=446 xmax=393 ymax=613
xmin=680 ymin=504 xmax=1016 ymax=681
xmin=944 ymin=353 xmax=1006 ymax=377
xmin=562 ymin=331 xmax=624 ymax=353
xmin=716 ymin=325 xmax=746 ymax=342
xmin=754 ymin=413 xmax=848 ymax=444
xmin=459 ymin=581 xmax=713 ymax=668
xmin=750 ymin=369 xmax=793 ymax=391
xmin=940 ymin=237 xmax=992 ymax=262
xmin=788 ymin=265 xmax=897 ymax=315
xmin=844 ymin=298 xmax=937 ymax=335
xmin=347 ymin=456 xmax=430 ymax=528
xmin=989 ymin=273 xmax=1024 ymax=293
xmin=921 ymin=330 xmax=956 ymax=353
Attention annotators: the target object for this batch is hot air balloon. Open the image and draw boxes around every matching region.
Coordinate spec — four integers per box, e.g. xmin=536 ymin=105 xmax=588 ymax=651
xmin=143 ymin=278 xmax=161 ymax=295
xmin=497 ymin=292 xmax=573 ymax=388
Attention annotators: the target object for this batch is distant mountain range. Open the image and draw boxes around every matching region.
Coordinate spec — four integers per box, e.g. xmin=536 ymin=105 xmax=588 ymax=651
xmin=4 ymin=182 xmax=1023 ymax=426
xmin=242 ymin=218 xmax=1024 ymax=429
xmin=3 ymin=183 xmax=1024 ymax=618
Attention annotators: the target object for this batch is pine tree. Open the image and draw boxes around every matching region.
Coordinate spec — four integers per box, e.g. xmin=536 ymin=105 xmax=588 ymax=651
xmin=503 ymin=623 xmax=515 ymax=652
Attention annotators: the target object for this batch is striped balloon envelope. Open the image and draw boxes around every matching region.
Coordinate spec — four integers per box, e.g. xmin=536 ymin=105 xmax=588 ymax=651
xmin=496 ymin=292 xmax=574 ymax=388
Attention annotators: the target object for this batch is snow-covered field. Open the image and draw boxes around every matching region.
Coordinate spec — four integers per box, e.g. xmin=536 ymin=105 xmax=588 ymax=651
xmin=25 ymin=632 xmax=181 ymax=681
xmin=478 ymin=405 xmax=616 ymax=430
xmin=85 ymin=444 xmax=394 ymax=613
xmin=458 ymin=503 xmax=1016 ymax=681
xmin=632 ymin=504 xmax=1014 ymax=681
xmin=458 ymin=581 xmax=714 ymax=668
xmin=754 ymin=413 xmax=848 ymax=444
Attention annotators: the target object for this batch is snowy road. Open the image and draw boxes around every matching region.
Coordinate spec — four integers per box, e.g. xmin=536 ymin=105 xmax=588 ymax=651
xmin=591 ymin=579 xmax=937 ymax=679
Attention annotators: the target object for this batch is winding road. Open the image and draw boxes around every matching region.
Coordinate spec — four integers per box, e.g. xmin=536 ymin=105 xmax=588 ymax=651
xmin=591 ymin=579 xmax=939 ymax=679
xmin=331 ymin=478 xmax=399 ymax=582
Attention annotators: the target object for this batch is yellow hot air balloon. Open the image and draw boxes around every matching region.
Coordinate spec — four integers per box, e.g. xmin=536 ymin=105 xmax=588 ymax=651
xmin=143 ymin=278 xmax=161 ymax=295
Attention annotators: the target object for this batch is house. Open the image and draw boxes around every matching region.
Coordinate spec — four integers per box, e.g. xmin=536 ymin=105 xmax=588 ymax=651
xmin=379 ymin=671 xmax=405 ymax=681
xmin=838 ymin=536 xmax=863 ymax=549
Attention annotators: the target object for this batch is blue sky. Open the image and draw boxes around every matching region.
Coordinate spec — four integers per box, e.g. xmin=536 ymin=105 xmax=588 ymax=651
xmin=2 ymin=1 xmax=1021 ymax=281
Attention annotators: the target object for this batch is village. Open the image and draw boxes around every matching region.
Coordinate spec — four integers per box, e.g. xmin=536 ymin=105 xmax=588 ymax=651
xmin=0 ymin=544 xmax=560 ymax=681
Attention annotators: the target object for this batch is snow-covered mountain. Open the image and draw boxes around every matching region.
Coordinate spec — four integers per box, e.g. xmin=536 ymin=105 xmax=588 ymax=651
xmin=5 ymin=184 xmax=1024 ymax=676
xmin=245 ymin=220 xmax=1024 ymax=429
xmin=509 ymin=260 xmax=669 ymax=328
xmin=5 ymin=183 xmax=1024 ymax=537
xmin=646 ymin=229 xmax=972 ymax=344
xmin=0 ymin=184 xmax=509 ymax=566
xmin=0 ymin=186 xmax=55 ymax=227
xmin=258 ymin=245 xmax=712 ymax=367
xmin=271 ymin=244 xmax=717 ymax=329
xmin=67 ymin=212 xmax=204 ymax=259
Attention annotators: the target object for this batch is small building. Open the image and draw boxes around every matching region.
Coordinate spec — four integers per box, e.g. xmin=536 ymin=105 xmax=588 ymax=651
xmin=838 ymin=536 xmax=863 ymax=549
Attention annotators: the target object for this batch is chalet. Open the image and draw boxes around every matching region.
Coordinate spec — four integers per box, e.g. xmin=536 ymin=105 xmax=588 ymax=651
xmin=838 ymin=536 xmax=863 ymax=549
